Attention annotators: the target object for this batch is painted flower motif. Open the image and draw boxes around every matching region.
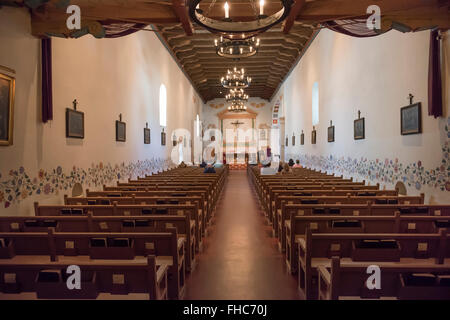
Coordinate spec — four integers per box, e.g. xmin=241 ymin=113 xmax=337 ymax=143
xmin=415 ymin=182 xmax=421 ymax=190
xmin=57 ymin=166 xmax=62 ymax=175
xmin=38 ymin=169 xmax=45 ymax=180
xmin=4 ymin=202 xmax=10 ymax=208
xmin=0 ymin=191 xmax=4 ymax=203
xmin=43 ymin=183 xmax=51 ymax=195
xmin=446 ymin=181 xmax=450 ymax=192
xmin=19 ymin=166 xmax=25 ymax=174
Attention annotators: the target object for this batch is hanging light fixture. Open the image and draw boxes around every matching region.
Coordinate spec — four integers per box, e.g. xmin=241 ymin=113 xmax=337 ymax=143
xmin=189 ymin=0 xmax=292 ymax=38
xmin=226 ymin=88 xmax=249 ymax=103
xmin=215 ymin=36 xmax=260 ymax=58
xmin=221 ymin=67 xmax=252 ymax=89
xmin=228 ymin=101 xmax=247 ymax=113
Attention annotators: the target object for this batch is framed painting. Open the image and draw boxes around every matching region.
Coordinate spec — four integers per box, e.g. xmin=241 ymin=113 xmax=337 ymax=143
xmin=300 ymin=131 xmax=304 ymax=145
xmin=161 ymin=130 xmax=166 ymax=146
xmin=66 ymin=108 xmax=84 ymax=139
xmin=354 ymin=118 xmax=365 ymax=140
xmin=116 ymin=120 xmax=126 ymax=142
xmin=0 ymin=73 xmax=15 ymax=146
xmin=327 ymin=125 xmax=335 ymax=142
xmin=144 ymin=127 xmax=151 ymax=144
xmin=401 ymin=103 xmax=422 ymax=135
xmin=311 ymin=129 xmax=316 ymax=144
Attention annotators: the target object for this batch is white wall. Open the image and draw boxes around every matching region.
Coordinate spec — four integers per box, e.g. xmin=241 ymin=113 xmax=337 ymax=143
xmin=274 ymin=28 xmax=450 ymax=203
xmin=0 ymin=7 xmax=202 ymax=215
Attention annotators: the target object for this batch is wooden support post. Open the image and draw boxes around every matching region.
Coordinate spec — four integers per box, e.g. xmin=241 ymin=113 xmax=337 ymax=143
xmin=147 ymin=255 xmax=158 ymax=300
xmin=330 ymin=256 xmax=340 ymax=300
xmin=47 ymin=228 xmax=57 ymax=262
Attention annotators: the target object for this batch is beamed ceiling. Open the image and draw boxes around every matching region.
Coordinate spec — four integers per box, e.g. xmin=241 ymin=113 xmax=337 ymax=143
xmin=3 ymin=0 xmax=449 ymax=102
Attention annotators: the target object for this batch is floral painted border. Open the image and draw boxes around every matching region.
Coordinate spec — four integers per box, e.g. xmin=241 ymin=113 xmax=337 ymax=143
xmin=0 ymin=158 xmax=174 ymax=208
xmin=287 ymin=117 xmax=450 ymax=193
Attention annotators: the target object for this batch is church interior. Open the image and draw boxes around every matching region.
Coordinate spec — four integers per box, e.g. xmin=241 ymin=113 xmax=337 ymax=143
xmin=0 ymin=0 xmax=449 ymax=304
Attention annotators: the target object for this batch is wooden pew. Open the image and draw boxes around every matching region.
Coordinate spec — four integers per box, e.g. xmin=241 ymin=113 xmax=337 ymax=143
xmin=272 ymin=194 xmax=424 ymax=242
xmin=280 ymin=203 xmax=450 ymax=252
xmin=64 ymin=195 xmax=207 ymax=239
xmin=0 ymin=228 xmax=185 ymax=299
xmin=285 ymin=214 xmax=450 ymax=274
xmin=84 ymin=190 xmax=210 ymax=227
xmin=318 ymin=257 xmax=450 ymax=300
xmin=0 ymin=255 xmax=168 ymax=300
xmin=298 ymin=228 xmax=449 ymax=299
xmin=0 ymin=214 xmax=196 ymax=273
xmin=34 ymin=202 xmax=203 ymax=254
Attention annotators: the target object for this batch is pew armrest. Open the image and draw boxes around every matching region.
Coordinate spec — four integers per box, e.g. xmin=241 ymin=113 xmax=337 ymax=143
xmin=157 ymin=263 xmax=169 ymax=284
xmin=317 ymin=265 xmax=332 ymax=300
xmin=317 ymin=265 xmax=331 ymax=285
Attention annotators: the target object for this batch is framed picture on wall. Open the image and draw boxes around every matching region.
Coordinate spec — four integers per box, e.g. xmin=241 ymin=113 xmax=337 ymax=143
xmin=116 ymin=120 xmax=126 ymax=142
xmin=327 ymin=123 xmax=335 ymax=142
xmin=401 ymin=103 xmax=422 ymax=135
xmin=144 ymin=127 xmax=151 ymax=144
xmin=66 ymin=108 xmax=84 ymax=139
xmin=311 ymin=128 xmax=316 ymax=144
xmin=161 ymin=130 xmax=166 ymax=146
xmin=354 ymin=118 xmax=365 ymax=140
xmin=0 ymin=72 xmax=15 ymax=146
xmin=300 ymin=131 xmax=304 ymax=145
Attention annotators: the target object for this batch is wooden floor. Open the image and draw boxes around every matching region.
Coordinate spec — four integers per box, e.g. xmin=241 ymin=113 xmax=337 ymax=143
xmin=184 ymin=170 xmax=299 ymax=300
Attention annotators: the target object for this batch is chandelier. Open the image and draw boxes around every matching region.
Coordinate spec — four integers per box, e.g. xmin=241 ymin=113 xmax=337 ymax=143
xmin=215 ymin=36 xmax=260 ymax=59
xmin=228 ymin=101 xmax=247 ymax=113
xmin=189 ymin=0 xmax=293 ymax=38
xmin=221 ymin=67 xmax=252 ymax=89
xmin=226 ymin=88 xmax=248 ymax=103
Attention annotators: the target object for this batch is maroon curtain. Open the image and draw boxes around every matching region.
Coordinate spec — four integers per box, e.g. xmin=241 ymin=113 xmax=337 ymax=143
xmin=428 ymin=29 xmax=443 ymax=118
xmin=41 ymin=38 xmax=53 ymax=123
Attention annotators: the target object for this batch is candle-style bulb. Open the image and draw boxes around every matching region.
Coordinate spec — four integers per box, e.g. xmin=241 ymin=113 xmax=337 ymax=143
xmin=259 ymin=0 xmax=264 ymax=15
xmin=224 ymin=1 xmax=229 ymax=19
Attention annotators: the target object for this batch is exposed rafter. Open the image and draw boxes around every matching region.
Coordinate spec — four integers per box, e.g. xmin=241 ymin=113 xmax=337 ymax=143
xmin=6 ymin=0 xmax=447 ymax=101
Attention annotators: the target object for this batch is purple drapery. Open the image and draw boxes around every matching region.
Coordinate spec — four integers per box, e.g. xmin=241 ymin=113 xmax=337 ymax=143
xmin=41 ymin=38 xmax=53 ymax=123
xmin=428 ymin=29 xmax=443 ymax=118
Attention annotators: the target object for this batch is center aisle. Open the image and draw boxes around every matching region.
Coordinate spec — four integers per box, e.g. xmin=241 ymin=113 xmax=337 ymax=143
xmin=184 ymin=169 xmax=299 ymax=300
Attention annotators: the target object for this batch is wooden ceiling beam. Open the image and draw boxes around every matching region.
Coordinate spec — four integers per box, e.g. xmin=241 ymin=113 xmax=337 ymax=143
xmin=171 ymin=0 xmax=193 ymax=36
xmin=283 ymin=0 xmax=306 ymax=34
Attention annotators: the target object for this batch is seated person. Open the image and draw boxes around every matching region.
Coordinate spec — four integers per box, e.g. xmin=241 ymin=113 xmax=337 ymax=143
xmin=199 ymin=161 xmax=207 ymax=168
xmin=288 ymin=158 xmax=295 ymax=167
xmin=277 ymin=162 xmax=284 ymax=173
xmin=204 ymin=164 xmax=216 ymax=173
xmin=178 ymin=161 xmax=187 ymax=168
xmin=293 ymin=160 xmax=302 ymax=168
xmin=281 ymin=163 xmax=292 ymax=174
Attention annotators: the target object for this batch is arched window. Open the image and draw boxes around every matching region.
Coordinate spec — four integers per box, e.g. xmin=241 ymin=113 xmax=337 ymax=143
xmin=312 ymin=82 xmax=319 ymax=126
xmin=196 ymin=114 xmax=200 ymax=137
xmin=159 ymin=84 xmax=167 ymax=127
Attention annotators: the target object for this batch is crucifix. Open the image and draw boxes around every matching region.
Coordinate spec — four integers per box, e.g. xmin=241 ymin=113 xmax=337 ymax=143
xmin=407 ymin=93 xmax=414 ymax=105
xmin=72 ymin=99 xmax=78 ymax=110
xmin=231 ymin=120 xmax=244 ymax=129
